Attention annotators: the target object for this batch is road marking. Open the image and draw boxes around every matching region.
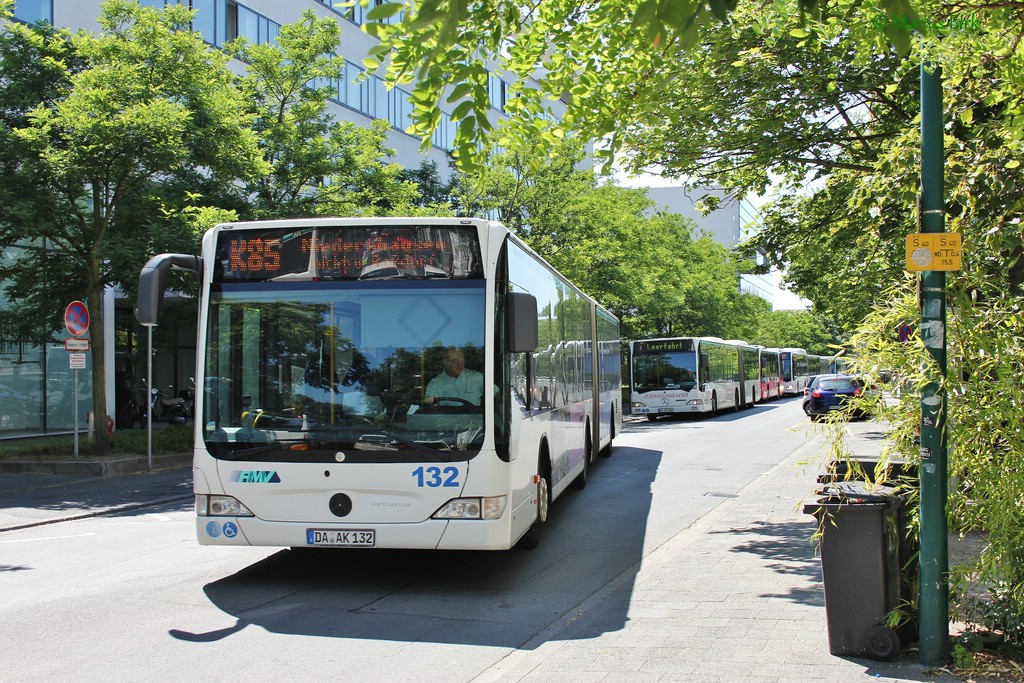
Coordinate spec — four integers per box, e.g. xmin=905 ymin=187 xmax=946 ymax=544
xmin=0 ymin=532 xmax=97 ymax=544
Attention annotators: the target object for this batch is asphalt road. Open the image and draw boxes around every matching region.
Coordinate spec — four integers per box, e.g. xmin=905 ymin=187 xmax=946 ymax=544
xmin=1 ymin=397 xmax=890 ymax=682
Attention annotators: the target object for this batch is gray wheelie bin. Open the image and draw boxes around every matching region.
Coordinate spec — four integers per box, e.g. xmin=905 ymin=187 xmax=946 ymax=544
xmin=804 ymin=482 xmax=905 ymax=661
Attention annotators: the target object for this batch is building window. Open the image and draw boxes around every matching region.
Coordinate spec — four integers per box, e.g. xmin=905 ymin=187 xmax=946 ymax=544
xmin=127 ymin=0 xmax=217 ymax=45
xmin=488 ymin=73 xmax=508 ymax=113
xmin=191 ymin=0 xmax=215 ymax=43
xmin=224 ymin=1 xmax=279 ymax=46
xmin=314 ymin=0 xmax=401 ymax=26
xmin=11 ymin=0 xmax=52 ymax=23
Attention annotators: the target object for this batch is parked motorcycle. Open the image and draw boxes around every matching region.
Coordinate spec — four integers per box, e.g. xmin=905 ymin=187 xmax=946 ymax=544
xmin=177 ymin=377 xmax=196 ymax=418
xmin=142 ymin=379 xmax=187 ymax=425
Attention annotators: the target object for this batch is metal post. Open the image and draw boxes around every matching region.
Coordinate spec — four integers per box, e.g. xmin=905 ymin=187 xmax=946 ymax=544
xmin=918 ymin=61 xmax=949 ymax=666
xmin=73 ymin=368 xmax=79 ymax=457
xmin=147 ymin=325 xmax=154 ymax=472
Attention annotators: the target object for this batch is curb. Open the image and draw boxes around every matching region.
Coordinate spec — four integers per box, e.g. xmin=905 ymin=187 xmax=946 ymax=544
xmin=0 ymin=452 xmax=192 ymax=476
xmin=0 ymin=494 xmax=195 ymax=533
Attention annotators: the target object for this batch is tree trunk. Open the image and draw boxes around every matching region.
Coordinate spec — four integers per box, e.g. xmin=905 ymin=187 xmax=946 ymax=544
xmin=87 ymin=284 xmax=110 ymax=455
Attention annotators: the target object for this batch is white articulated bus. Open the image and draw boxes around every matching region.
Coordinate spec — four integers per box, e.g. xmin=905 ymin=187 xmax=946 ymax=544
xmin=725 ymin=339 xmax=761 ymax=408
xmin=137 ymin=218 xmax=621 ymax=550
xmin=628 ymin=337 xmax=742 ymax=418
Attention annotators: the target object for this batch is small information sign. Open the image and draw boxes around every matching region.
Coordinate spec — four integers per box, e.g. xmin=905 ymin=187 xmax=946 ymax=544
xmin=905 ymin=233 xmax=962 ymax=271
xmin=69 ymin=353 xmax=87 ymax=369
xmin=65 ymin=338 xmax=90 ymax=351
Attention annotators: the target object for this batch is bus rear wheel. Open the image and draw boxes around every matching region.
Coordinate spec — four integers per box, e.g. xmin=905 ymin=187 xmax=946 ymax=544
xmin=600 ymin=408 xmax=615 ymax=457
xmin=570 ymin=425 xmax=591 ymax=490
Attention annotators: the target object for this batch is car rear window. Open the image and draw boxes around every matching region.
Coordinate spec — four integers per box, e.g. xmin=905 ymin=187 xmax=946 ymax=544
xmin=819 ymin=379 xmax=858 ymax=391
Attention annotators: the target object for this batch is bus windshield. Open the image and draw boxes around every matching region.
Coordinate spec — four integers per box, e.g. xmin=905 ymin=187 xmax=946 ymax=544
xmin=203 ymin=280 xmax=486 ymax=463
xmin=632 ymin=352 xmax=698 ymax=392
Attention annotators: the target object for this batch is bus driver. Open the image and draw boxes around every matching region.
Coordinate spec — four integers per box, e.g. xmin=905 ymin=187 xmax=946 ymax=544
xmin=423 ymin=347 xmax=484 ymax=407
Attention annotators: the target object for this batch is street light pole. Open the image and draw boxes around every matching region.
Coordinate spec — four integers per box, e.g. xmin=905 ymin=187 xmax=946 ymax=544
xmin=918 ymin=61 xmax=950 ymax=667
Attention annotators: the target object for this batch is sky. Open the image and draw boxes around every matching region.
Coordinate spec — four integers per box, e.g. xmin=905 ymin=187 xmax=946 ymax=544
xmin=773 ymin=272 xmax=811 ymax=311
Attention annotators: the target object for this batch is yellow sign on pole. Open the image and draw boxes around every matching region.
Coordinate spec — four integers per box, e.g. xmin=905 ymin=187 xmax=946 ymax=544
xmin=905 ymin=233 xmax=962 ymax=271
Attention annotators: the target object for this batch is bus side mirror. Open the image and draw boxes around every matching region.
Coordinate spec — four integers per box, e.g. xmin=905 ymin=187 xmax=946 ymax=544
xmin=507 ymin=292 xmax=538 ymax=353
xmin=136 ymin=253 xmax=202 ymax=326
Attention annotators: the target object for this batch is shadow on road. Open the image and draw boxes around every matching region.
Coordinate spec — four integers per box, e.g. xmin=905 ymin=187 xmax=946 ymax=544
xmin=174 ymin=446 xmax=662 ymax=649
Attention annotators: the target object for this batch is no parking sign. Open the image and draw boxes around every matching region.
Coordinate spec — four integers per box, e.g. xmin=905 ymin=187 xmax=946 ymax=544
xmin=65 ymin=301 xmax=89 ymax=337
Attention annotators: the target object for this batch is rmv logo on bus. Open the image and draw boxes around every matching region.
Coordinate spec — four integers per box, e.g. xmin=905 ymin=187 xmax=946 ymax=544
xmin=231 ymin=470 xmax=281 ymax=483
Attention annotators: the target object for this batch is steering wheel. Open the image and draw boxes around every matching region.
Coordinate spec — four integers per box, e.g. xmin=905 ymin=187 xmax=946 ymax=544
xmin=420 ymin=396 xmax=476 ymax=412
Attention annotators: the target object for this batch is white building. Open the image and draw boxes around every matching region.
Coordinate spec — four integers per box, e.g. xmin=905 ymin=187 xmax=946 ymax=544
xmin=13 ymin=0 xmax=555 ymax=179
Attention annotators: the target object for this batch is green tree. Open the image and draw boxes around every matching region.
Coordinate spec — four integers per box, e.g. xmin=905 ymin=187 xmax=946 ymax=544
xmin=402 ymin=160 xmax=460 ymax=210
xmin=231 ymin=10 xmax=421 ymax=219
xmin=0 ymin=0 xmax=263 ymax=453
xmin=751 ymin=310 xmax=838 ymax=356
xmin=459 ymin=140 xmax=769 ymax=340
xmin=360 ymin=0 xmax=936 ymax=171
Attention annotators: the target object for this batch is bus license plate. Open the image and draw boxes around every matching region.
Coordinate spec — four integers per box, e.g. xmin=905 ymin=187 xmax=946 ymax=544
xmin=658 ymin=408 xmax=674 ymax=413
xmin=307 ymin=529 xmax=375 ymax=547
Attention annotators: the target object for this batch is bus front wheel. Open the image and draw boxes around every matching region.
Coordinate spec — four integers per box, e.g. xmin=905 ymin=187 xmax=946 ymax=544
xmin=516 ymin=462 xmax=551 ymax=550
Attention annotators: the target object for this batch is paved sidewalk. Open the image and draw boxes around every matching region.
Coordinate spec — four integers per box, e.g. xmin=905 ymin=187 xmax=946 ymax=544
xmin=0 ymin=465 xmax=192 ymax=532
xmin=478 ymin=420 xmax=962 ymax=683
xmin=0 ymin=421 xmax=965 ymax=682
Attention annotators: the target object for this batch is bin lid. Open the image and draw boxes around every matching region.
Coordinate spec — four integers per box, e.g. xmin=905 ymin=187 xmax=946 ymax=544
xmin=803 ymin=481 xmax=903 ymax=515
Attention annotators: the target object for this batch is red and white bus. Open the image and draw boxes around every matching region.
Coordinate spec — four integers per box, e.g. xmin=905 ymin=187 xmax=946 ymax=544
xmin=758 ymin=347 xmax=783 ymax=401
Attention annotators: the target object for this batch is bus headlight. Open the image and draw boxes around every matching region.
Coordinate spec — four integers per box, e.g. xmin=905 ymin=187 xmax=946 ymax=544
xmin=432 ymin=496 xmax=507 ymax=520
xmin=196 ymin=494 xmax=254 ymax=517
xmin=686 ymin=399 xmax=704 ymax=406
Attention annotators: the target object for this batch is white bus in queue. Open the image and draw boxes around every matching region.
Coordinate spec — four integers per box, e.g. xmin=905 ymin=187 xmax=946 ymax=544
xmin=778 ymin=347 xmax=810 ymax=396
xmin=628 ymin=337 xmax=744 ymax=418
xmin=137 ymin=217 xmax=621 ymax=551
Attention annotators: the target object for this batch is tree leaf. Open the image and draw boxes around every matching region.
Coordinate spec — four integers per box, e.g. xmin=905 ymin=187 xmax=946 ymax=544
xmin=366 ymin=2 xmax=404 ymax=20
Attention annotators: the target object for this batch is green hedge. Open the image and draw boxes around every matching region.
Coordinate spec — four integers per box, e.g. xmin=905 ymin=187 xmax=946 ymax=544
xmin=0 ymin=425 xmax=193 ymax=459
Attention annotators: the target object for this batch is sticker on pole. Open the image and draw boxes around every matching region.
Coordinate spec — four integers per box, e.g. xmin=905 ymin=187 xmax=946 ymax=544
xmin=905 ymin=233 xmax=962 ymax=271
xmin=65 ymin=301 xmax=90 ymax=337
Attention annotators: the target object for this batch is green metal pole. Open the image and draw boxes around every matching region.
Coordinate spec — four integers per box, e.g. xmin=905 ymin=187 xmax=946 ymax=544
xmin=918 ymin=62 xmax=949 ymax=667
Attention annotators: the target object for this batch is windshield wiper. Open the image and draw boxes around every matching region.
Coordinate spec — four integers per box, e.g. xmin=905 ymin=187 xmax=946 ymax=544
xmin=355 ymin=430 xmax=453 ymax=461
xmin=358 ymin=272 xmax=412 ymax=280
xmin=215 ymin=443 xmax=301 ymax=461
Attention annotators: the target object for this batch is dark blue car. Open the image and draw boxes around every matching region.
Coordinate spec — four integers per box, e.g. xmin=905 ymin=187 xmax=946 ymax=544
xmin=803 ymin=374 xmax=871 ymax=420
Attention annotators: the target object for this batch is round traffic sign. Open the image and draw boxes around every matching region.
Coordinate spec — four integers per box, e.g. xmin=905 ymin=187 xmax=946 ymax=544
xmin=898 ymin=324 xmax=913 ymax=343
xmin=65 ymin=301 xmax=90 ymax=337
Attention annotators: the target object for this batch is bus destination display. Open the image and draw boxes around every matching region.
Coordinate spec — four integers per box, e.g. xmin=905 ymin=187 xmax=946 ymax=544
xmin=633 ymin=339 xmax=694 ymax=355
xmin=215 ymin=225 xmax=483 ymax=282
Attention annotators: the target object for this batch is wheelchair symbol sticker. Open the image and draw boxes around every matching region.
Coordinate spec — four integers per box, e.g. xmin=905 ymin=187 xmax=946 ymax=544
xmin=222 ymin=522 xmax=238 ymax=538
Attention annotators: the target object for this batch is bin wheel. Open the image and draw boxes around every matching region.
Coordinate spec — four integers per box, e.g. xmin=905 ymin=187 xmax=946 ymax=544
xmin=865 ymin=625 xmax=900 ymax=661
